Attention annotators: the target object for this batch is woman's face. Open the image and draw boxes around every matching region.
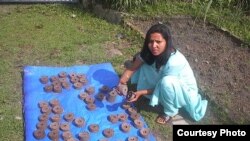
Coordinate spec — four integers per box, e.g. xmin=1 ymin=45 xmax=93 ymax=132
xmin=148 ymin=32 xmax=167 ymax=56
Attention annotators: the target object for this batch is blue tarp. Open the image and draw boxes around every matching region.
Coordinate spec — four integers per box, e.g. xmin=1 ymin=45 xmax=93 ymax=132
xmin=23 ymin=63 xmax=155 ymax=141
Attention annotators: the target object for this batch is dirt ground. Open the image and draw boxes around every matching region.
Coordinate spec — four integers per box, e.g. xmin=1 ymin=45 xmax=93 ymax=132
xmin=125 ymin=16 xmax=250 ymax=125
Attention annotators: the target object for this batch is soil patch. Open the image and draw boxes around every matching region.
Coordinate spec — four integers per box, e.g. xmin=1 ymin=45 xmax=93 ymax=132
xmin=125 ymin=16 xmax=250 ymax=124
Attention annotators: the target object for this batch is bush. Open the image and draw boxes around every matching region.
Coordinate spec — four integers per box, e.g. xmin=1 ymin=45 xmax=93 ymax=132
xmin=99 ymin=0 xmax=159 ymax=11
xmin=198 ymin=0 xmax=249 ymax=11
xmin=232 ymin=0 xmax=250 ymax=11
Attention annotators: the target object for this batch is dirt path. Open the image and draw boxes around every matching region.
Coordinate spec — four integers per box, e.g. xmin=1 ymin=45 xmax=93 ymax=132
xmin=125 ymin=16 xmax=250 ymax=125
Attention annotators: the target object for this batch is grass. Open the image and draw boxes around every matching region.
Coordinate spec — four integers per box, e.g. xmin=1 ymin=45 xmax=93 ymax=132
xmin=1 ymin=1 xmax=249 ymax=141
xmin=0 ymin=4 xmax=141 ymax=141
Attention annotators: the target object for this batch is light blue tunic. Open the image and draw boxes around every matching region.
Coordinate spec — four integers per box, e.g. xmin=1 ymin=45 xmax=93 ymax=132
xmin=131 ymin=50 xmax=207 ymax=121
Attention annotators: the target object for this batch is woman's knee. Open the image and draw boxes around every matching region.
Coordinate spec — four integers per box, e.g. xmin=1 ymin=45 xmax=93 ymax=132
xmin=158 ymin=76 xmax=180 ymax=100
xmin=160 ymin=76 xmax=178 ymax=88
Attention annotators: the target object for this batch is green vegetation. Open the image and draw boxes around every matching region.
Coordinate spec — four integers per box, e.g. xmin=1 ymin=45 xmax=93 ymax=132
xmin=100 ymin=0 xmax=157 ymax=11
xmin=0 ymin=1 xmax=249 ymax=140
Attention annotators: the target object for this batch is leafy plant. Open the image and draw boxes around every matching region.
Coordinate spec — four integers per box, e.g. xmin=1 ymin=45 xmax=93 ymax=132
xmin=99 ymin=0 xmax=158 ymax=11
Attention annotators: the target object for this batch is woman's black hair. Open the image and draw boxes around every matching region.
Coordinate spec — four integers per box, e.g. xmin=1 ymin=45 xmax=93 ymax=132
xmin=140 ymin=23 xmax=175 ymax=70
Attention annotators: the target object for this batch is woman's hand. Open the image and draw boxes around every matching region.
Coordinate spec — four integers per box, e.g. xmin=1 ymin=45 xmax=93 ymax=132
xmin=127 ymin=91 xmax=140 ymax=103
xmin=127 ymin=89 xmax=153 ymax=103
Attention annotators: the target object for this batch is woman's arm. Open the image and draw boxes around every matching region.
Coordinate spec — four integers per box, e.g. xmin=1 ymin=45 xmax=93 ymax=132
xmin=119 ymin=55 xmax=143 ymax=85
